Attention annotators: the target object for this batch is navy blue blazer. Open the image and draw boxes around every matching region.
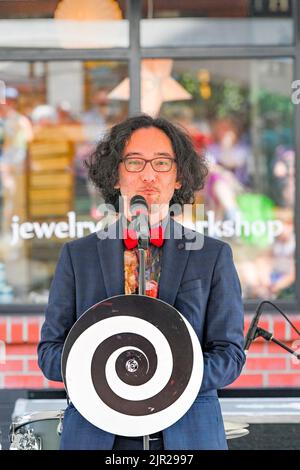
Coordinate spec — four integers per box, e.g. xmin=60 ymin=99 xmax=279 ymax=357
xmin=38 ymin=218 xmax=246 ymax=450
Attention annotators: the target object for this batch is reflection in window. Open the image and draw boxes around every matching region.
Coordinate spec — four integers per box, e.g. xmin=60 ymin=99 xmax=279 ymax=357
xmin=141 ymin=0 xmax=292 ymax=18
xmin=0 ymin=61 xmax=128 ymax=303
xmin=141 ymin=0 xmax=293 ymax=47
xmin=0 ymin=0 xmax=129 ymax=48
xmin=158 ymin=58 xmax=295 ymax=301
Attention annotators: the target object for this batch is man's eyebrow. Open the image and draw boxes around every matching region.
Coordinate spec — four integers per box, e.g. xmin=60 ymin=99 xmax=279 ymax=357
xmin=123 ymin=152 xmax=174 ymax=157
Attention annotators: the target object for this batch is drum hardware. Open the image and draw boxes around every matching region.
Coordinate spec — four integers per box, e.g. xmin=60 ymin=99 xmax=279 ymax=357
xmin=10 ymin=424 xmax=41 ymax=451
xmin=56 ymin=410 xmax=64 ymax=436
xmin=223 ymin=421 xmax=249 ymax=440
xmin=225 ymin=428 xmax=249 ymax=440
xmin=9 ymin=410 xmax=64 ymax=450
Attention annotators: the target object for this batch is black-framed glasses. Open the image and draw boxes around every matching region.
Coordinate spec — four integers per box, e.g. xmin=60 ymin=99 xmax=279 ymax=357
xmin=120 ymin=157 xmax=176 ymax=173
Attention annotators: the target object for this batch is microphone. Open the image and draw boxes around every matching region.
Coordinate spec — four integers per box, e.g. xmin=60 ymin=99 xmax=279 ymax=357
xmin=130 ymin=194 xmax=148 ymax=215
xmin=244 ymin=302 xmax=264 ymax=353
xmin=129 ymin=195 xmax=150 ymax=248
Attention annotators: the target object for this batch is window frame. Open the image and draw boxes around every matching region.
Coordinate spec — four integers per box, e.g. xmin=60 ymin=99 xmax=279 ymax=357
xmin=0 ymin=0 xmax=299 ymax=313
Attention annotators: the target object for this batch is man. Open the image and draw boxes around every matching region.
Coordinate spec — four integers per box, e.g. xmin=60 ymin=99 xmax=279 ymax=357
xmin=38 ymin=114 xmax=246 ymax=450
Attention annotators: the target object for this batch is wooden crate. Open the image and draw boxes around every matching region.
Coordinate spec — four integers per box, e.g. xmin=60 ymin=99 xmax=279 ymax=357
xmin=27 ymin=125 xmax=75 ymax=220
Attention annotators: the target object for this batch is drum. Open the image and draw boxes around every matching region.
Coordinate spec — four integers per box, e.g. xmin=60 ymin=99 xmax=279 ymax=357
xmin=9 ymin=410 xmax=64 ymax=450
xmin=9 ymin=409 xmax=249 ymax=449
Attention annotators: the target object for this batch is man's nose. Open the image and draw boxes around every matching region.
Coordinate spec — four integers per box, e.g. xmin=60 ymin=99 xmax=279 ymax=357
xmin=140 ymin=161 xmax=156 ymax=181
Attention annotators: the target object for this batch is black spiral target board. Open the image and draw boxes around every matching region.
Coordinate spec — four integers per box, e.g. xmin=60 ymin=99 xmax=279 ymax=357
xmin=61 ymin=295 xmax=203 ymax=436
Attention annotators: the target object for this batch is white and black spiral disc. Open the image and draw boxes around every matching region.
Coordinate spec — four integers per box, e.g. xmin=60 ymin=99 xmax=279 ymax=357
xmin=61 ymin=295 xmax=203 ymax=437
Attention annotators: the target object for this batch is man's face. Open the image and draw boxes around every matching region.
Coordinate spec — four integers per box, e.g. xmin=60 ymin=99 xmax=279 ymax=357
xmin=115 ymin=127 xmax=181 ymax=220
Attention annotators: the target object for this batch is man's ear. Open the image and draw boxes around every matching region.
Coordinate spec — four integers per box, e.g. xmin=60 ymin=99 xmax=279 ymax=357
xmin=175 ymin=180 xmax=182 ymax=190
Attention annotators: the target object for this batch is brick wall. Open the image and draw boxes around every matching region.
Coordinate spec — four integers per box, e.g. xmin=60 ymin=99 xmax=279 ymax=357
xmin=0 ymin=314 xmax=300 ymax=389
xmin=0 ymin=316 xmax=64 ymax=389
xmin=232 ymin=314 xmax=300 ymax=387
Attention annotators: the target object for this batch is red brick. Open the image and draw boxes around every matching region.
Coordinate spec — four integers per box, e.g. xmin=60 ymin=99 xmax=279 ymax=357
xmin=0 ymin=322 xmax=6 ymax=341
xmin=268 ymin=374 xmax=300 ymax=387
xmin=47 ymin=380 xmax=65 ymax=389
xmin=6 ymin=344 xmax=37 ymax=356
xmin=27 ymin=322 xmax=40 ymax=343
xmin=4 ymin=374 xmax=44 ymax=388
xmin=290 ymin=339 xmax=300 ymax=352
xmin=244 ymin=315 xmax=270 ymax=336
xmin=11 ymin=322 xmax=24 ymax=343
xmin=257 ymin=319 xmax=270 ymax=332
xmin=243 ymin=318 xmax=251 ymax=335
xmin=0 ymin=360 xmax=23 ymax=372
xmin=245 ymin=357 xmax=286 ymax=371
xmin=253 ymin=330 xmax=270 ymax=343
xmin=265 ymin=341 xmax=291 ymax=354
xmin=289 ymin=320 xmax=300 ymax=341
xmin=246 ymin=342 xmax=267 ymax=354
xmin=227 ymin=374 xmax=263 ymax=388
xmin=272 ymin=319 xmax=287 ymax=340
xmin=290 ymin=358 xmax=300 ymax=369
xmin=28 ymin=359 xmax=41 ymax=372
xmin=287 ymin=350 xmax=300 ymax=369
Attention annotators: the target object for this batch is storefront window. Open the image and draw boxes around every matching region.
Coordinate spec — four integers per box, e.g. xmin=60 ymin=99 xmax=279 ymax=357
xmin=0 ymin=60 xmax=128 ymax=303
xmin=141 ymin=0 xmax=292 ymax=18
xmin=141 ymin=0 xmax=293 ymax=47
xmin=0 ymin=0 xmax=129 ymax=48
xmin=155 ymin=58 xmax=294 ymax=301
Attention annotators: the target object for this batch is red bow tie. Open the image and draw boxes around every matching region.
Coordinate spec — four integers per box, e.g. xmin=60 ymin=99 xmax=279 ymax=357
xmin=123 ymin=226 xmax=164 ymax=249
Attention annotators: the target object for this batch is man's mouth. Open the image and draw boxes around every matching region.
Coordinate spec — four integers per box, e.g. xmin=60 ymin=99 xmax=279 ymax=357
xmin=139 ymin=188 xmax=159 ymax=194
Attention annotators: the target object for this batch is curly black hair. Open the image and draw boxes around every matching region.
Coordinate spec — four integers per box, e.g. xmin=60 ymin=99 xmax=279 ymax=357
xmin=85 ymin=114 xmax=208 ymax=210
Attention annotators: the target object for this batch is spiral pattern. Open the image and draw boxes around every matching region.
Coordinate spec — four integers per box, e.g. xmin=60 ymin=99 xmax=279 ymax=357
xmin=62 ymin=295 xmax=203 ymax=436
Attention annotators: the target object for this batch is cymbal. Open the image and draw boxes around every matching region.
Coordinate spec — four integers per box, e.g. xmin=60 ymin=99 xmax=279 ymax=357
xmin=62 ymin=294 xmax=203 ymax=437
xmin=224 ymin=421 xmax=249 ymax=431
xmin=225 ymin=428 xmax=250 ymax=440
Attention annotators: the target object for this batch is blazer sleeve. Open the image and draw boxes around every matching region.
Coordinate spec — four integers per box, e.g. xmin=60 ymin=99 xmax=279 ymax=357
xmin=200 ymin=243 xmax=246 ymax=393
xmin=37 ymin=243 xmax=76 ymax=382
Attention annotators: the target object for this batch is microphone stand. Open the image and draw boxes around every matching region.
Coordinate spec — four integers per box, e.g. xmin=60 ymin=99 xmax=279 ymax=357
xmin=249 ymin=326 xmax=300 ymax=360
xmin=245 ymin=301 xmax=300 ymax=360
xmin=137 ymin=234 xmax=150 ymax=450
xmin=130 ymin=196 xmax=151 ymax=449
xmin=138 ymin=237 xmax=148 ymax=296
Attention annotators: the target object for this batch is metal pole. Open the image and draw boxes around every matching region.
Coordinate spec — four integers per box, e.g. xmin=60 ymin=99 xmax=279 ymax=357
xmin=138 ymin=248 xmax=146 ymax=295
xmin=128 ymin=0 xmax=141 ymax=116
xmin=137 ymin=245 xmax=150 ymax=449
xmin=143 ymin=435 xmax=150 ymax=450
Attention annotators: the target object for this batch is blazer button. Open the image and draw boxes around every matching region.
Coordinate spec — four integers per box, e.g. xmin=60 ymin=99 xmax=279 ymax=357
xmin=177 ymin=242 xmax=185 ymax=250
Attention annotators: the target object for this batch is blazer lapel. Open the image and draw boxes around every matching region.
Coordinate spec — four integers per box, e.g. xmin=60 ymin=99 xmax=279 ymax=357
xmin=159 ymin=219 xmax=190 ymax=306
xmin=97 ymin=217 xmax=191 ymax=304
xmin=97 ymin=219 xmax=124 ymax=298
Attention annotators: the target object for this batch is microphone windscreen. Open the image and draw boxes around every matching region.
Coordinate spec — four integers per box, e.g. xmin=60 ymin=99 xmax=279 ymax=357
xmin=130 ymin=195 xmax=149 ymax=216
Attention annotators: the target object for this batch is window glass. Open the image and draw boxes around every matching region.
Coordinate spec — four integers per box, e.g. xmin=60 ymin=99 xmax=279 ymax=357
xmin=141 ymin=0 xmax=292 ymax=18
xmin=0 ymin=58 xmax=295 ymax=303
xmin=0 ymin=60 xmax=128 ymax=304
xmin=153 ymin=58 xmax=294 ymax=301
xmin=0 ymin=0 xmax=128 ymax=48
xmin=141 ymin=0 xmax=293 ymax=46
